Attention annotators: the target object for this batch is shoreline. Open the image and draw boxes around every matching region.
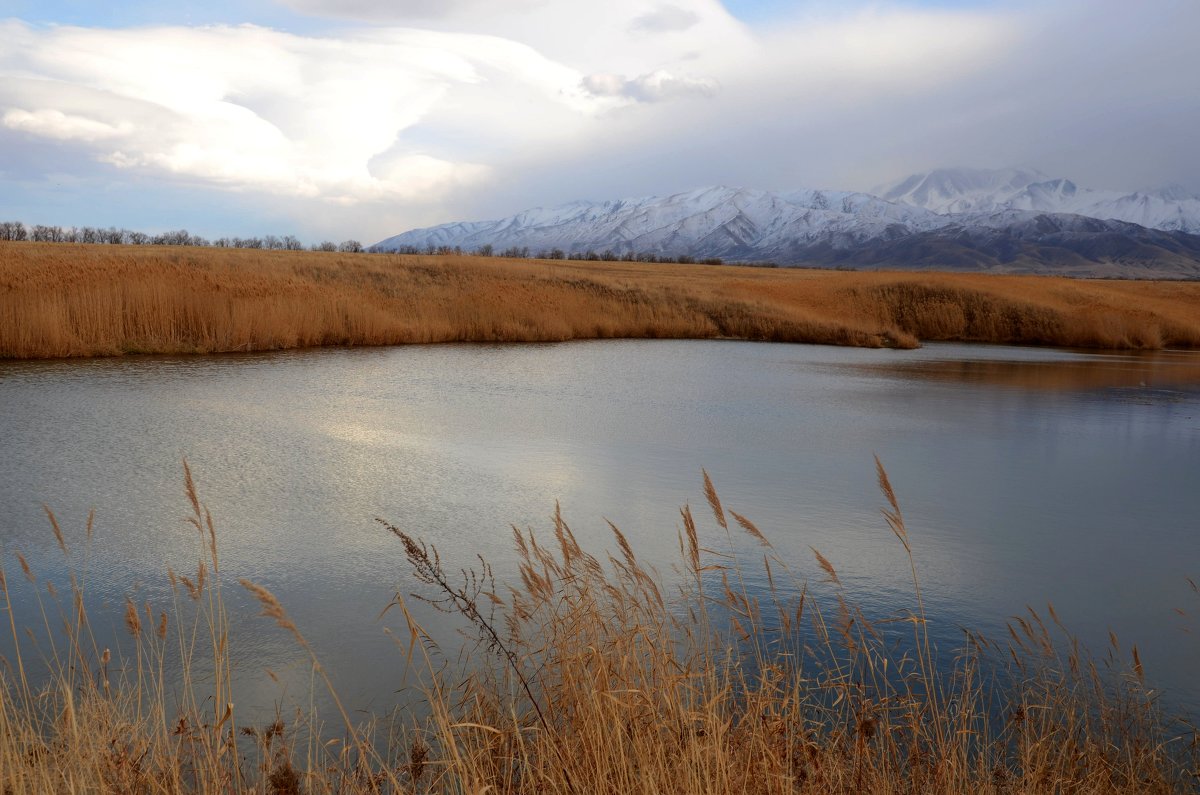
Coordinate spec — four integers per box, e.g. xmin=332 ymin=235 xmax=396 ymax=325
xmin=4 ymin=242 xmax=1200 ymax=360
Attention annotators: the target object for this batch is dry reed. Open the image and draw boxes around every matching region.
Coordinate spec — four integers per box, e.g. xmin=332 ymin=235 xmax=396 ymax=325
xmin=0 ymin=463 xmax=1196 ymax=793
xmin=4 ymin=242 xmax=1200 ymax=359
xmin=381 ymin=467 xmax=1197 ymax=794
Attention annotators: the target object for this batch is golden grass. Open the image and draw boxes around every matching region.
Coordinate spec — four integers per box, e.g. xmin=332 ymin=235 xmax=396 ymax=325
xmin=1 ymin=464 xmax=1196 ymax=793
xmin=4 ymin=241 xmax=1200 ymax=358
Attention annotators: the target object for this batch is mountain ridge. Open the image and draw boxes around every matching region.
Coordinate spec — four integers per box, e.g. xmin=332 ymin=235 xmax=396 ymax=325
xmin=372 ymin=169 xmax=1200 ymax=279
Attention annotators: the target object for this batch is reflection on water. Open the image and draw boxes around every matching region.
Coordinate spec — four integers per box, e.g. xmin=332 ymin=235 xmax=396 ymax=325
xmin=1 ymin=340 xmax=1198 ymax=722
xmin=849 ymin=348 xmax=1200 ymax=394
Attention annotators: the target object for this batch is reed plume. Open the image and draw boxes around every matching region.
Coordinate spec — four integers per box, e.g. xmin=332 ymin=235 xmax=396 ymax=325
xmin=0 ymin=462 xmax=1194 ymax=793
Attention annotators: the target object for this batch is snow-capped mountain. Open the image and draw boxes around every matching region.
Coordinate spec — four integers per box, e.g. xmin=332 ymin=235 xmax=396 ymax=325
xmin=375 ymin=186 xmax=949 ymax=261
xmin=372 ymin=168 xmax=1200 ymax=278
xmin=877 ymin=167 xmax=1200 ymax=234
xmin=877 ymin=167 xmax=1053 ymax=215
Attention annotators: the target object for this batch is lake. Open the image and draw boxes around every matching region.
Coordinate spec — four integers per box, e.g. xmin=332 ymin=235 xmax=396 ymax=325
xmin=1 ymin=340 xmax=1198 ymax=721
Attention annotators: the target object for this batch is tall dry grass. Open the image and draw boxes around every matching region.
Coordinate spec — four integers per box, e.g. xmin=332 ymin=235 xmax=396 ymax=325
xmin=4 ymin=241 xmax=1200 ymax=358
xmin=1 ymin=463 xmax=1196 ymax=793
xmin=378 ymin=463 xmax=1196 ymax=794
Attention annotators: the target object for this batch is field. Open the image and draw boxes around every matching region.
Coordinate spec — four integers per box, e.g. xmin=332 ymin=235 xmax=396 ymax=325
xmin=4 ymin=242 xmax=1200 ymax=358
xmin=4 ymin=242 xmax=1199 ymax=791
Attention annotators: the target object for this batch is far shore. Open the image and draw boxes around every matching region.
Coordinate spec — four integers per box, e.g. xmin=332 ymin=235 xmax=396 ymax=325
xmin=3 ymin=241 xmax=1200 ymax=359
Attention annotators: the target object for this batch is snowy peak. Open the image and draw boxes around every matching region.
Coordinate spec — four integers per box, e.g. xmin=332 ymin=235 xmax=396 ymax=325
xmin=878 ymin=167 xmax=1050 ymax=214
xmin=372 ymin=168 xmax=1200 ymax=279
xmin=372 ymin=184 xmax=948 ymax=261
xmin=880 ymin=168 xmax=1013 ymax=213
xmin=1144 ymin=183 xmax=1199 ymax=202
xmin=1022 ymin=178 xmax=1079 ymax=206
xmin=880 ymin=167 xmax=1200 ymax=234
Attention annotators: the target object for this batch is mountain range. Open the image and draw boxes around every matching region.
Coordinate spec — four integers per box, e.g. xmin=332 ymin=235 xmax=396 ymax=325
xmin=371 ymin=168 xmax=1200 ymax=279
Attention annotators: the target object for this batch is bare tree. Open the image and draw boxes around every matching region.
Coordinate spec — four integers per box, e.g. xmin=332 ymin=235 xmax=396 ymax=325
xmin=0 ymin=221 xmax=27 ymax=241
xmin=31 ymin=225 xmax=63 ymax=242
xmin=149 ymin=229 xmax=208 ymax=246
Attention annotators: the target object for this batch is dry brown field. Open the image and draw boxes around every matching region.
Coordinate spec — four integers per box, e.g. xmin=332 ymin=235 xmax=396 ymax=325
xmin=3 ymin=241 xmax=1200 ymax=359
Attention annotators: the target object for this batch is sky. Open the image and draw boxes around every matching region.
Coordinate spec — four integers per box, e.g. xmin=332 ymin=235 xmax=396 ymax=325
xmin=0 ymin=0 xmax=1197 ymax=244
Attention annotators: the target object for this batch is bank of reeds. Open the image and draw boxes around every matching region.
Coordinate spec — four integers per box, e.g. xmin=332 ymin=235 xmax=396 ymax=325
xmin=3 ymin=242 xmax=1200 ymax=358
xmin=1 ymin=463 xmax=1196 ymax=793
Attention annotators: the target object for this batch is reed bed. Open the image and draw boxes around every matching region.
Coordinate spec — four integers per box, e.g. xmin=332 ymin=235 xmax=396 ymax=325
xmin=1 ymin=463 xmax=1195 ymax=793
xmin=3 ymin=242 xmax=1200 ymax=358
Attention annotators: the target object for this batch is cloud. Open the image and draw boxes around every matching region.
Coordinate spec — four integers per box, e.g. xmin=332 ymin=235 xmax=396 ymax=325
xmin=3 ymin=109 xmax=133 ymax=141
xmin=581 ymin=70 xmax=718 ymax=103
xmin=455 ymin=0 xmax=1200 ymax=222
xmin=0 ymin=2 xmax=748 ymax=219
xmin=276 ymin=0 xmax=540 ymax=22
xmin=0 ymin=21 xmax=605 ymax=203
xmin=2 ymin=0 xmax=1198 ymax=244
xmin=629 ymin=5 xmax=700 ymax=33
xmin=268 ymin=0 xmax=754 ymax=75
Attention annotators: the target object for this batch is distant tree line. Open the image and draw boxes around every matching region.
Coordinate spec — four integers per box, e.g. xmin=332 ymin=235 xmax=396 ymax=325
xmin=1 ymin=219 xmax=778 ymax=267
xmin=373 ymin=241 xmax=736 ymax=266
xmin=0 ymin=221 xmax=364 ymax=253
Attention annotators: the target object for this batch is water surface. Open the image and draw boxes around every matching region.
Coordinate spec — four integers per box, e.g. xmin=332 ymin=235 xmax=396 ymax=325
xmin=1 ymin=340 xmax=1198 ymax=718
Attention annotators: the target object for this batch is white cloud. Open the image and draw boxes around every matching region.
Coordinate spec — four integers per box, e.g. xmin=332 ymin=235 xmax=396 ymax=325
xmin=0 ymin=2 xmax=749 ymax=213
xmin=276 ymin=0 xmax=542 ymax=22
xmin=2 ymin=0 xmax=1198 ymax=243
xmin=581 ymin=71 xmax=718 ymax=102
xmin=0 ymin=21 xmax=607 ymax=203
xmin=271 ymin=0 xmax=756 ymax=75
xmin=630 ymin=5 xmax=701 ymax=34
xmin=3 ymin=109 xmax=133 ymax=141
